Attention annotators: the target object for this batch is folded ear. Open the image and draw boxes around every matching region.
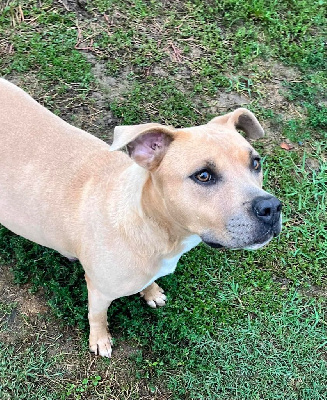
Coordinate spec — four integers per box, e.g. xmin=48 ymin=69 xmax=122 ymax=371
xmin=110 ymin=123 xmax=175 ymax=170
xmin=209 ymin=108 xmax=264 ymax=139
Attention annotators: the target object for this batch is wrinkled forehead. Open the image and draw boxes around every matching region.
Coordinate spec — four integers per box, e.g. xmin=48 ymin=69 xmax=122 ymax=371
xmin=183 ymin=123 xmax=251 ymax=146
xmin=162 ymin=125 xmax=257 ymax=172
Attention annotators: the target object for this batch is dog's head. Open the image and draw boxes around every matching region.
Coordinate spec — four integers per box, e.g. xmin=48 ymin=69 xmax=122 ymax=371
xmin=111 ymin=108 xmax=282 ymax=250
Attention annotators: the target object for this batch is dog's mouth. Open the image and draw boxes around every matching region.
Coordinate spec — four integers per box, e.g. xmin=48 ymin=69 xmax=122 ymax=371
xmin=203 ymin=235 xmax=273 ymax=251
xmin=243 ymin=232 xmax=274 ymax=250
xmin=202 ymin=240 xmax=224 ymax=249
xmin=202 ymin=216 xmax=282 ymax=251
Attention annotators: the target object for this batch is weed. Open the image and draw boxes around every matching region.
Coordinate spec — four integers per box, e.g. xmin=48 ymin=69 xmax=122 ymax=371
xmin=66 ymin=375 xmax=101 ymax=399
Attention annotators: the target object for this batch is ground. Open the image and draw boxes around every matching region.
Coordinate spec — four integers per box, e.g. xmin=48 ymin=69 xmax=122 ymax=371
xmin=0 ymin=0 xmax=326 ymax=399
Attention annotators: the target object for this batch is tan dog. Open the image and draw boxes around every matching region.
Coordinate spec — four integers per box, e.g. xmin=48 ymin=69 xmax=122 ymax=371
xmin=0 ymin=79 xmax=282 ymax=357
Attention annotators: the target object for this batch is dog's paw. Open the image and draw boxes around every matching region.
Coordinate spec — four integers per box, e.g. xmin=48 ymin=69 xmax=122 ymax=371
xmin=140 ymin=283 xmax=167 ymax=308
xmin=89 ymin=333 xmax=113 ymax=358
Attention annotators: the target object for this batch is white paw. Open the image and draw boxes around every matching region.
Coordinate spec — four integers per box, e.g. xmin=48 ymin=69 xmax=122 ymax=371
xmin=89 ymin=334 xmax=113 ymax=358
xmin=140 ymin=286 xmax=167 ymax=308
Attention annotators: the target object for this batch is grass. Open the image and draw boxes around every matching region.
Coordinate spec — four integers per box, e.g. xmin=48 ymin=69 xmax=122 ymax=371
xmin=0 ymin=302 xmax=66 ymax=400
xmin=164 ymin=293 xmax=326 ymax=399
xmin=0 ymin=341 xmax=65 ymax=400
xmin=0 ymin=0 xmax=326 ymax=398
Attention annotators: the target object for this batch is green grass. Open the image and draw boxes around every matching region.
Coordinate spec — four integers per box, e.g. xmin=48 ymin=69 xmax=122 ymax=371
xmin=0 ymin=0 xmax=94 ymax=109
xmin=0 ymin=0 xmax=326 ymax=398
xmin=0 ymin=302 xmax=66 ymax=400
xmin=163 ymin=293 xmax=326 ymax=399
xmin=284 ymin=76 xmax=327 ymax=142
xmin=0 ymin=342 xmax=66 ymax=400
xmin=110 ymin=76 xmax=205 ymax=126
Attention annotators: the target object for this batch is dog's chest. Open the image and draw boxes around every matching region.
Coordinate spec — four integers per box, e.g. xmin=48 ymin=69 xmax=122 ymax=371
xmin=141 ymin=235 xmax=201 ymax=290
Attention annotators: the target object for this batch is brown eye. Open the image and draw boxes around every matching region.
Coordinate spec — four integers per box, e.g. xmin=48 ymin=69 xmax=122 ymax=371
xmin=191 ymin=168 xmax=217 ymax=185
xmin=196 ymin=170 xmax=211 ymax=182
xmin=252 ymin=158 xmax=261 ymax=171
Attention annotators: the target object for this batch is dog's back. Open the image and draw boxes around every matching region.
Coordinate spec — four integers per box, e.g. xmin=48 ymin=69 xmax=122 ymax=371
xmin=0 ymin=79 xmax=113 ymax=255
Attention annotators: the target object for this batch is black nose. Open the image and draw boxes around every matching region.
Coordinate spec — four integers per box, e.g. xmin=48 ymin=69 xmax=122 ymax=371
xmin=252 ymin=196 xmax=282 ymax=225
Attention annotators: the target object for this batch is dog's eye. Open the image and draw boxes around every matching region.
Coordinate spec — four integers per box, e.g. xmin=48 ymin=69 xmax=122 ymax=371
xmin=252 ymin=158 xmax=261 ymax=172
xmin=197 ymin=171 xmax=211 ymax=182
xmin=191 ymin=169 xmax=216 ymax=185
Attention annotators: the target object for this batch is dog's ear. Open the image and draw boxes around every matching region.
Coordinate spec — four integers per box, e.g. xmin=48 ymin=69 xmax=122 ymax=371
xmin=110 ymin=123 xmax=175 ymax=170
xmin=209 ymin=108 xmax=264 ymax=139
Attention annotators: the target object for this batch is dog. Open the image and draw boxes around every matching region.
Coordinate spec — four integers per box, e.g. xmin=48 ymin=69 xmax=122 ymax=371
xmin=0 ymin=78 xmax=282 ymax=357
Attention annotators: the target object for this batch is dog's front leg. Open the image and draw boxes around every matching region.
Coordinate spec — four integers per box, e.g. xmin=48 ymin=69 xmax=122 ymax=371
xmin=85 ymin=275 xmax=113 ymax=357
xmin=140 ymin=281 xmax=167 ymax=308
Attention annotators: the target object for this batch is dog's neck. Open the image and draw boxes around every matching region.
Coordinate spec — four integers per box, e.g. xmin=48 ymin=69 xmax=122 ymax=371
xmin=109 ymin=162 xmax=190 ymax=255
xmin=141 ymin=175 xmax=189 ymax=243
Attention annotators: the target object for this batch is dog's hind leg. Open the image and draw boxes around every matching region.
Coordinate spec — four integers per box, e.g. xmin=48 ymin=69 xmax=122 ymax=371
xmin=85 ymin=274 xmax=113 ymax=357
xmin=140 ymin=282 xmax=167 ymax=308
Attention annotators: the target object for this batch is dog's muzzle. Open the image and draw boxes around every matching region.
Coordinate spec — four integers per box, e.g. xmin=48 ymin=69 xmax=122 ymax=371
xmin=202 ymin=195 xmax=282 ymax=250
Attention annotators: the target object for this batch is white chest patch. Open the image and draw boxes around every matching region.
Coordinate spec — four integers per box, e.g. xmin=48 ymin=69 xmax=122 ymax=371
xmin=141 ymin=234 xmax=202 ymax=290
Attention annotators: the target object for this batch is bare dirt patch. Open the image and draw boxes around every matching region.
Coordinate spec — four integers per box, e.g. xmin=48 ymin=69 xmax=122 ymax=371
xmin=255 ymin=61 xmax=306 ymax=136
xmin=0 ymin=263 xmax=75 ymax=347
xmin=208 ymin=91 xmax=250 ymax=114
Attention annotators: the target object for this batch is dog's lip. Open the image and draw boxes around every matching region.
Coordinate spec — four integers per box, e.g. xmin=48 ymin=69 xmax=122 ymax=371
xmin=273 ymin=230 xmax=280 ymax=237
xmin=202 ymin=240 xmax=224 ymax=249
xmin=273 ymin=219 xmax=282 ymax=237
xmin=245 ymin=221 xmax=282 ymax=249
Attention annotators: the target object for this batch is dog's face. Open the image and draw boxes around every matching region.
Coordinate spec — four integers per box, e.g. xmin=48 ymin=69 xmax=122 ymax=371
xmin=155 ymin=126 xmax=281 ymax=249
xmin=111 ymin=108 xmax=282 ymax=250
